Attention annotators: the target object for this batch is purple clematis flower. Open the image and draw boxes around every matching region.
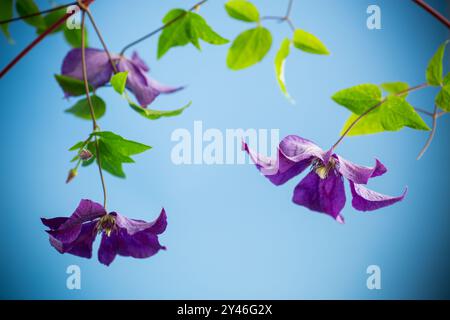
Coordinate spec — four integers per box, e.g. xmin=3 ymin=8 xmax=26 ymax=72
xmin=61 ymin=48 xmax=183 ymax=107
xmin=243 ymin=135 xmax=407 ymax=223
xmin=41 ymin=199 xmax=167 ymax=266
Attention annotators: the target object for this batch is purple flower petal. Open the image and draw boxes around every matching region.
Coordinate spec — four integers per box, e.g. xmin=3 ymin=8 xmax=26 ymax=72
xmin=117 ymin=57 xmax=160 ymax=107
xmin=146 ymin=77 xmax=184 ymax=94
xmin=116 ymin=229 xmax=165 ymax=259
xmin=41 ymin=217 xmax=68 ymax=230
xmin=113 ymin=208 xmax=167 ymax=236
xmin=45 ymin=199 xmax=106 ymax=244
xmin=350 ymin=182 xmax=407 ymax=211
xmin=131 ymin=51 xmax=150 ymax=72
xmin=61 ymin=48 xmax=115 ymax=89
xmin=292 ymin=170 xmax=346 ymax=222
xmin=98 ymin=232 xmax=119 ymax=266
xmin=243 ymin=135 xmax=324 ymax=186
xmin=49 ymin=221 xmax=98 ymax=258
xmin=336 ymin=156 xmax=387 ymax=184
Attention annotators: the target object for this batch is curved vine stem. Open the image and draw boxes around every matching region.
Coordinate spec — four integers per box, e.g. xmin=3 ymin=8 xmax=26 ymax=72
xmin=119 ymin=0 xmax=209 ymax=55
xmin=417 ymin=105 xmax=439 ymax=160
xmin=330 ymin=83 xmax=429 ymax=152
xmin=0 ymin=11 xmax=74 ymax=78
xmin=0 ymin=2 xmax=77 ymax=25
xmin=413 ymin=0 xmax=450 ymax=29
xmin=80 ymin=11 xmax=108 ymax=210
xmin=261 ymin=0 xmax=296 ymax=31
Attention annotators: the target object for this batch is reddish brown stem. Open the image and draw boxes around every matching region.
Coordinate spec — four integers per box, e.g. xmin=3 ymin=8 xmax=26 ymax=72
xmin=413 ymin=0 xmax=450 ymax=29
xmin=0 ymin=12 xmax=74 ymax=79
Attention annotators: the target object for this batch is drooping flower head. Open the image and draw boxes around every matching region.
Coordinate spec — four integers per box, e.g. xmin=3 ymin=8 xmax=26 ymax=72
xmin=41 ymin=199 xmax=167 ymax=266
xmin=61 ymin=48 xmax=183 ymax=107
xmin=243 ymin=135 xmax=407 ymax=223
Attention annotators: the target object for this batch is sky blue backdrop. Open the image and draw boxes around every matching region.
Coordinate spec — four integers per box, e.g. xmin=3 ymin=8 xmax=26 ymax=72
xmin=0 ymin=0 xmax=449 ymax=299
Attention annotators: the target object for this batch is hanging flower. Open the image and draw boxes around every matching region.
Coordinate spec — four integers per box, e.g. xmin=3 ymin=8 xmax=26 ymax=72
xmin=41 ymin=199 xmax=167 ymax=266
xmin=61 ymin=48 xmax=183 ymax=107
xmin=243 ymin=135 xmax=407 ymax=223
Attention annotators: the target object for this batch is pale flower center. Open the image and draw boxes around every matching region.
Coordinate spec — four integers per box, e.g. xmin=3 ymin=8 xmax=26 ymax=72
xmin=313 ymin=158 xmax=336 ymax=180
xmin=97 ymin=214 xmax=116 ymax=237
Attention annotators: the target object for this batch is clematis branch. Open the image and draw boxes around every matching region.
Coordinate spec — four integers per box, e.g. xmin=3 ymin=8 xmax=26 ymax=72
xmin=261 ymin=0 xmax=296 ymax=31
xmin=417 ymin=105 xmax=439 ymax=159
xmin=0 ymin=2 xmax=77 ymax=25
xmin=80 ymin=11 xmax=108 ymax=209
xmin=85 ymin=9 xmax=117 ymax=73
xmin=414 ymin=107 xmax=435 ymax=117
xmin=330 ymin=83 xmax=429 ymax=152
xmin=0 ymin=11 xmax=75 ymax=78
xmin=119 ymin=0 xmax=209 ymax=55
xmin=412 ymin=0 xmax=450 ymax=29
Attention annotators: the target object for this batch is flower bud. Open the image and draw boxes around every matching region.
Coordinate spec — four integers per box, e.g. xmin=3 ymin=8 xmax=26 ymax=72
xmin=79 ymin=149 xmax=93 ymax=161
xmin=66 ymin=169 xmax=78 ymax=184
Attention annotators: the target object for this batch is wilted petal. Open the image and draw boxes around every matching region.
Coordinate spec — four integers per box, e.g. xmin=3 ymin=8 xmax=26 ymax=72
xmin=113 ymin=209 xmax=167 ymax=236
xmin=243 ymin=135 xmax=324 ymax=186
xmin=350 ymin=182 xmax=407 ymax=211
xmin=336 ymin=156 xmax=387 ymax=185
xmin=292 ymin=170 xmax=346 ymax=222
xmin=49 ymin=221 xmax=98 ymax=258
xmin=131 ymin=51 xmax=150 ymax=72
xmin=147 ymin=77 xmax=184 ymax=94
xmin=45 ymin=199 xmax=106 ymax=244
xmin=41 ymin=217 xmax=68 ymax=230
xmin=61 ymin=48 xmax=115 ymax=89
xmin=117 ymin=229 xmax=166 ymax=259
xmin=117 ymin=57 xmax=160 ymax=107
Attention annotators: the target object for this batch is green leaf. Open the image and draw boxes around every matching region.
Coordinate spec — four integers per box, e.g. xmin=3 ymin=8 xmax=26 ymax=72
xmin=37 ymin=7 xmax=67 ymax=34
xmin=65 ymin=95 xmax=106 ymax=120
xmin=15 ymin=0 xmax=46 ymax=29
xmin=0 ymin=0 xmax=13 ymax=39
xmin=225 ymin=0 xmax=260 ymax=22
xmin=69 ymin=141 xmax=85 ymax=151
xmin=443 ymin=72 xmax=450 ymax=86
xmin=111 ymin=72 xmax=129 ymax=95
xmin=340 ymin=96 xmax=430 ymax=136
xmin=426 ymin=40 xmax=449 ymax=86
xmin=158 ymin=9 xmax=228 ymax=59
xmin=92 ymin=131 xmax=151 ymax=155
xmin=129 ymin=100 xmax=192 ymax=120
xmin=54 ymin=74 xmax=93 ymax=96
xmin=227 ymin=27 xmax=272 ymax=70
xmin=293 ymin=29 xmax=329 ymax=55
xmin=436 ymin=83 xmax=450 ymax=112
xmin=381 ymin=82 xmax=409 ymax=96
xmin=64 ymin=27 xmax=88 ymax=48
xmin=87 ymin=131 xmax=152 ymax=178
xmin=274 ymin=38 xmax=293 ymax=101
xmin=332 ymin=84 xmax=382 ymax=114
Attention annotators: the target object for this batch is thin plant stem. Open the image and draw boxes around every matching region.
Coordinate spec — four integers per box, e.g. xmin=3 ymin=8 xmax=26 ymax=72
xmin=119 ymin=0 xmax=208 ymax=55
xmin=413 ymin=0 xmax=450 ymax=29
xmin=0 ymin=2 xmax=77 ymax=25
xmin=414 ymin=107 xmax=435 ymax=117
xmin=286 ymin=0 xmax=294 ymax=17
xmin=85 ymin=9 xmax=118 ymax=73
xmin=417 ymin=105 xmax=439 ymax=159
xmin=80 ymin=11 xmax=108 ymax=209
xmin=0 ymin=12 xmax=74 ymax=78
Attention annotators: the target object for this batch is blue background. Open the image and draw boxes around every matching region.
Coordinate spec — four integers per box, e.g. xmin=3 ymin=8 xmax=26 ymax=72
xmin=0 ymin=0 xmax=449 ymax=299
